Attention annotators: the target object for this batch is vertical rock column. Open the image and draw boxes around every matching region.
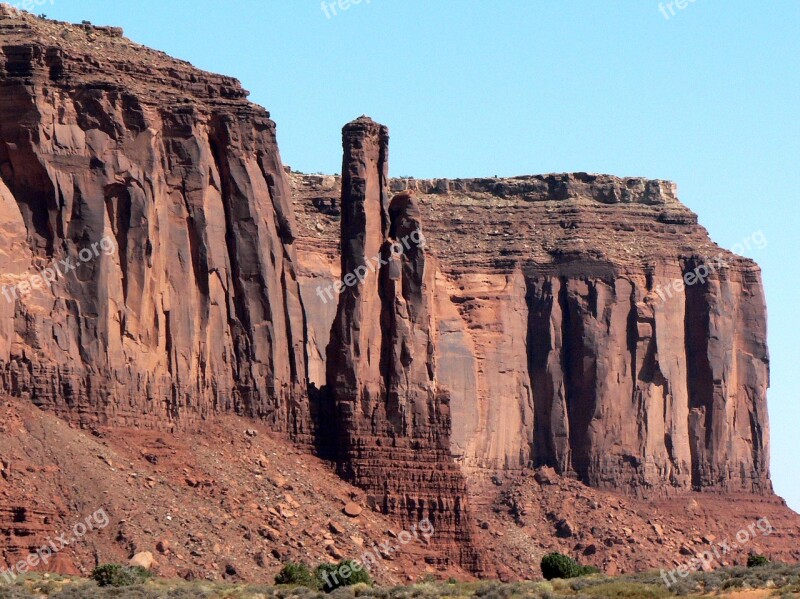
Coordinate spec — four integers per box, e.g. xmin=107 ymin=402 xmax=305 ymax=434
xmin=326 ymin=117 xmax=480 ymax=570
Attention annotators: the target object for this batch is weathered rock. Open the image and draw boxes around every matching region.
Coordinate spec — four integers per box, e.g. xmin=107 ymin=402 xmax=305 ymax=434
xmin=328 ymin=520 xmax=345 ymax=535
xmin=0 ymin=7 xmax=784 ymax=581
xmin=534 ymin=467 xmax=557 ymax=486
xmin=129 ymin=551 xmax=154 ymax=570
xmin=326 ymin=118 xmax=481 ymax=571
xmin=555 ymin=519 xmax=575 ymax=538
xmin=294 ymin=170 xmax=771 ymax=496
xmin=342 ymin=502 xmax=362 ymax=518
xmin=0 ymin=9 xmax=309 ymax=436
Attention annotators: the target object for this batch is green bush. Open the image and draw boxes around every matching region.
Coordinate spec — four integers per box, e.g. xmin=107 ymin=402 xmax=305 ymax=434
xmin=315 ymin=559 xmax=372 ymax=592
xmin=90 ymin=563 xmax=152 ymax=587
xmin=747 ymin=554 xmax=770 ymax=568
xmin=541 ymin=553 xmax=581 ymax=580
xmin=540 ymin=553 xmax=599 ymax=580
xmin=275 ymin=562 xmax=318 ymax=588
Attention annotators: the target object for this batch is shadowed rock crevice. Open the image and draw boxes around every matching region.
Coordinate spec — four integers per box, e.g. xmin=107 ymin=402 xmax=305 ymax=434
xmin=297 ymin=157 xmax=772 ymax=495
xmin=0 ymin=10 xmax=779 ymax=579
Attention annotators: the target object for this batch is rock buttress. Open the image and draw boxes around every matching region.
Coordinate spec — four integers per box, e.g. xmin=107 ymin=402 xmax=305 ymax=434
xmin=326 ymin=117 xmax=481 ymax=570
xmin=524 ymin=263 xmax=769 ymax=493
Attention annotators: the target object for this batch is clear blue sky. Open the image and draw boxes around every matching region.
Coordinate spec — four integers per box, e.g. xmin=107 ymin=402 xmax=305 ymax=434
xmin=37 ymin=1 xmax=798 ymax=511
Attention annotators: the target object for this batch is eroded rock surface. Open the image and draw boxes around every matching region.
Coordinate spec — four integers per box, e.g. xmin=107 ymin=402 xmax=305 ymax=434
xmin=293 ymin=172 xmax=771 ymax=495
xmin=0 ymin=7 xmax=782 ymax=578
xmin=0 ymin=8 xmax=308 ymax=434
xmin=325 ymin=117 xmax=479 ymax=570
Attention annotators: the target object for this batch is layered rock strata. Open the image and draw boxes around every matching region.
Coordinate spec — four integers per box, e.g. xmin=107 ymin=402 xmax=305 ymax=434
xmin=0 ymin=9 xmax=308 ymax=434
xmin=293 ymin=173 xmax=771 ymax=495
xmin=325 ymin=117 xmax=479 ymax=568
xmin=0 ymin=10 xmax=776 ymax=577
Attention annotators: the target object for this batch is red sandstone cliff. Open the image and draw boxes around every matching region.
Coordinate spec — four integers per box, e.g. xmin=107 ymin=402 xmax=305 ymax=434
xmin=295 ymin=171 xmax=771 ymax=497
xmin=0 ymin=8 xmax=788 ymax=579
xmin=0 ymin=8 xmax=308 ymax=435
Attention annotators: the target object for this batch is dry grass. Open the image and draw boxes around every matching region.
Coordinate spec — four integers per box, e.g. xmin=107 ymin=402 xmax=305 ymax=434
xmin=0 ymin=564 xmax=799 ymax=598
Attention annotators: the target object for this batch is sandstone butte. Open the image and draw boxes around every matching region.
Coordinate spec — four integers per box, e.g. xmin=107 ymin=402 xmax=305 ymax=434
xmin=0 ymin=7 xmax=797 ymax=582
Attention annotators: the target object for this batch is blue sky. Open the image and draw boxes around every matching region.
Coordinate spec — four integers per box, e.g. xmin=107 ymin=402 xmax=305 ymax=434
xmin=36 ymin=1 xmax=799 ymax=511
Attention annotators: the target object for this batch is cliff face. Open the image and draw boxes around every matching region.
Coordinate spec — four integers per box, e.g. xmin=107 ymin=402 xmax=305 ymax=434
xmin=0 ymin=8 xmax=776 ymax=576
xmin=294 ymin=174 xmax=771 ymax=496
xmin=0 ymin=8 xmax=309 ymax=434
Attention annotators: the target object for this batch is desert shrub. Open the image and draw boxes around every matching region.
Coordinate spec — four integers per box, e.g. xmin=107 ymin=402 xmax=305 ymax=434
xmin=276 ymin=562 xmax=319 ymax=589
xmin=90 ymin=564 xmax=152 ymax=588
xmin=569 ymin=577 xmax=595 ymax=592
xmin=315 ymin=560 xmax=372 ymax=593
xmin=473 ymin=581 xmax=515 ymax=598
xmin=540 ymin=553 xmax=581 ymax=580
xmin=779 ymin=582 xmax=800 ymax=597
xmin=387 ymin=586 xmax=414 ymax=599
xmin=316 ymin=563 xmax=344 ymax=592
xmin=473 ymin=582 xmax=497 ymax=596
xmin=578 ymin=565 xmax=601 ymax=576
xmin=340 ymin=562 xmax=372 ymax=588
xmin=270 ymin=586 xmax=325 ymax=599
xmin=0 ymin=587 xmax=37 ymax=599
xmin=747 ymin=554 xmax=770 ymax=568
xmin=50 ymin=583 xmax=156 ymax=598
xmin=579 ymin=581 xmax=672 ymax=598
xmin=159 ymin=588 xmax=217 ymax=599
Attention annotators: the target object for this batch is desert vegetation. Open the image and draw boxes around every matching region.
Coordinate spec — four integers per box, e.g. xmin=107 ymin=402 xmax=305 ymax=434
xmin=0 ymin=562 xmax=799 ymax=598
xmin=539 ymin=553 xmax=600 ymax=580
xmin=274 ymin=560 xmax=373 ymax=592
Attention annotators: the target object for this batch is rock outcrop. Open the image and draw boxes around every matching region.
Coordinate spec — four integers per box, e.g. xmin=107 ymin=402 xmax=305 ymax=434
xmin=325 ymin=117 xmax=479 ymax=568
xmin=294 ymin=172 xmax=771 ymax=496
xmin=0 ymin=8 xmax=309 ymax=434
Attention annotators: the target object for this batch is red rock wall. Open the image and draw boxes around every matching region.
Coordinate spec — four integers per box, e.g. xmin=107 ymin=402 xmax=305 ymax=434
xmin=292 ymin=174 xmax=771 ymax=496
xmin=0 ymin=13 xmax=773 ymax=577
xmin=525 ymin=265 xmax=769 ymax=493
xmin=0 ymin=18 xmax=309 ymax=435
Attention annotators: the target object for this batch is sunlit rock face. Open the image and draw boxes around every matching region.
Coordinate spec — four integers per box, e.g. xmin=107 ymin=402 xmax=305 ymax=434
xmin=0 ymin=10 xmax=309 ymax=433
xmin=0 ymin=7 xmax=773 ymax=576
xmin=295 ymin=170 xmax=770 ymax=496
xmin=325 ymin=117 xmax=481 ymax=571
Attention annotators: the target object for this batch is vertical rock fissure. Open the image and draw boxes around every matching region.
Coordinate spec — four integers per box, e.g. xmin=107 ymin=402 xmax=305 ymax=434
xmin=684 ymin=268 xmax=714 ymax=489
